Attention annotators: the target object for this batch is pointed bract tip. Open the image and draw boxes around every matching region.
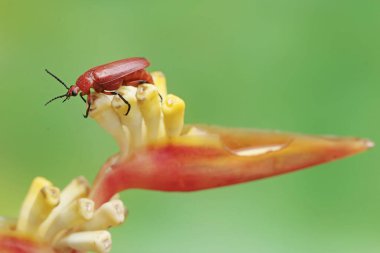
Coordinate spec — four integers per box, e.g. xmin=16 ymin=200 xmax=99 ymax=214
xmin=365 ymin=139 xmax=375 ymax=148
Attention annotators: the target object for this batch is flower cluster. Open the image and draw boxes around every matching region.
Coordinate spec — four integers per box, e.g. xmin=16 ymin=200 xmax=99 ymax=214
xmin=0 ymin=70 xmax=373 ymax=253
xmin=0 ymin=176 xmax=125 ymax=253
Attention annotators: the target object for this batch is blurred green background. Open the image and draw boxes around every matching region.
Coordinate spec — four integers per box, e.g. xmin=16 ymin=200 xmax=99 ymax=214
xmin=0 ymin=0 xmax=379 ymax=252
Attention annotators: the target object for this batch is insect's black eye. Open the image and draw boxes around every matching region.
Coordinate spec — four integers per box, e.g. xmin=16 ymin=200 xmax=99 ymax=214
xmin=72 ymin=90 xmax=78 ymax=96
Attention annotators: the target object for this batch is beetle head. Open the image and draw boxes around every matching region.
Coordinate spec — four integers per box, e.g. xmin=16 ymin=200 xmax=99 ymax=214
xmin=45 ymin=86 xmax=81 ymax=105
xmin=68 ymin=85 xmax=80 ymax=97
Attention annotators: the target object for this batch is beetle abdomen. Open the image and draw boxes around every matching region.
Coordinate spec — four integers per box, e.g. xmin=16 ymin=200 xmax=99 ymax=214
xmin=122 ymin=69 xmax=154 ymax=86
xmin=92 ymin=58 xmax=150 ymax=84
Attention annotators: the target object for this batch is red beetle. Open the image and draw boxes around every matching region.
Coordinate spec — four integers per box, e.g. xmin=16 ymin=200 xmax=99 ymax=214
xmin=45 ymin=57 xmax=154 ymax=118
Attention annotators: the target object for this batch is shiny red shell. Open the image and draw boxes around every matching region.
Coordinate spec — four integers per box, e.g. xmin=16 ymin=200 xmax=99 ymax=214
xmin=75 ymin=57 xmax=153 ymax=95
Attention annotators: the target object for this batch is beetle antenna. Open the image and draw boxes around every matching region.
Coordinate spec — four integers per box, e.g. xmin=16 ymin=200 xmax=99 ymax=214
xmin=45 ymin=94 xmax=68 ymax=106
xmin=45 ymin=69 xmax=70 ymax=90
xmin=62 ymin=96 xmax=70 ymax=103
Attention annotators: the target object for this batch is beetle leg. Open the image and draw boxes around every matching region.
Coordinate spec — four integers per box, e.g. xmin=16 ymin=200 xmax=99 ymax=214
xmin=127 ymin=80 xmax=163 ymax=103
xmin=80 ymin=94 xmax=87 ymax=103
xmin=116 ymin=93 xmax=131 ymax=116
xmin=83 ymin=94 xmax=92 ymax=118
xmin=158 ymin=93 xmax=163 ymax=103
xmin=104 ymin=91 xmax=131 ymax=116
xmin=83 ymin=104 xmax=91 ymax=118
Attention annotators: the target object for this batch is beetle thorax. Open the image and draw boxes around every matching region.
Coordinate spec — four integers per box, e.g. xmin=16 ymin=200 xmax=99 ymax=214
xmin=75 ymin=72 xmax=94 ymax=95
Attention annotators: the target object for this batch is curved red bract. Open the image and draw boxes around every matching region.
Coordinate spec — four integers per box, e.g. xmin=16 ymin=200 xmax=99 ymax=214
xmin=90 ymin=125 xmax=372 ymax=207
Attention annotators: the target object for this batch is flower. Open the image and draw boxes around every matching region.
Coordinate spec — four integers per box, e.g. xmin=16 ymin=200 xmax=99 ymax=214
xmin=0 ymin=71 xmax=373 ymax=252
xmin=0 ymin=177 xmax=126 ymax=253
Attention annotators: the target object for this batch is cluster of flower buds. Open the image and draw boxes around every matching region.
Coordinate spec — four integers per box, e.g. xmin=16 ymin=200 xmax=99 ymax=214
xmin=90 ymin=71 xmax=185 ymax=162
xmin=3 ymin=176 xmax=126 ymax=253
